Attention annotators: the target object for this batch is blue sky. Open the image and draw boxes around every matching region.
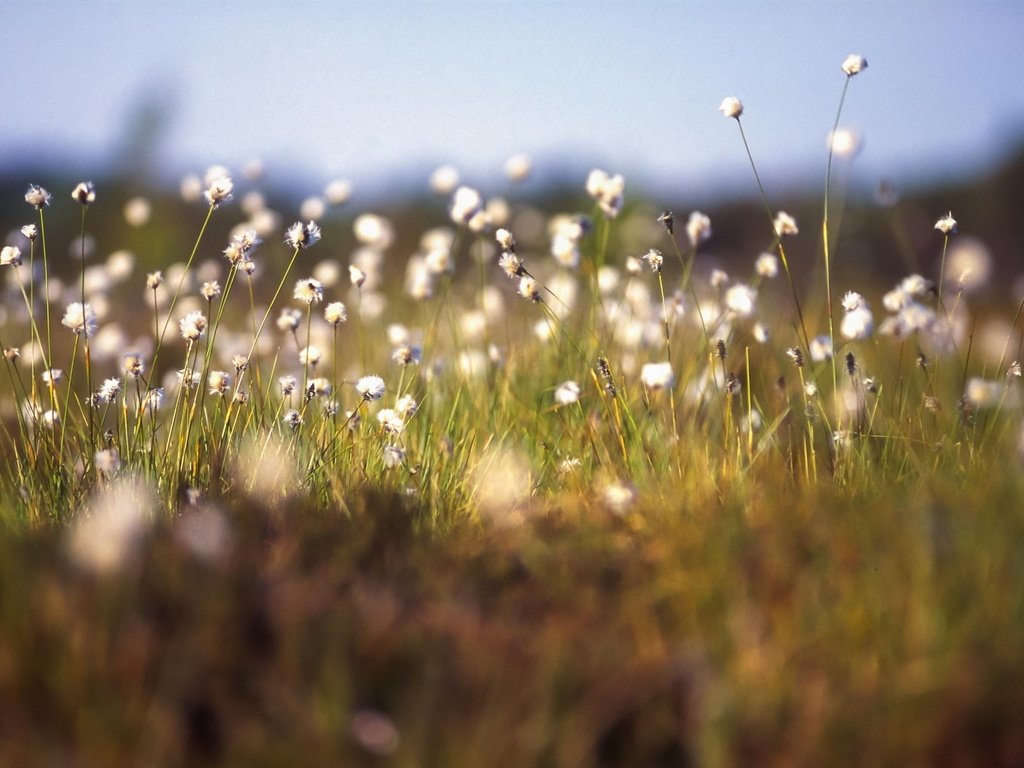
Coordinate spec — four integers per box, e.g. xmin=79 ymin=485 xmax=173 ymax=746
xmin=4 ymin=1 xmax=1024 ymax=199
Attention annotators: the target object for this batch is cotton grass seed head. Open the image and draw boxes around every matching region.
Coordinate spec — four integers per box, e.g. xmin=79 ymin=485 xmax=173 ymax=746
xmin=293 ymin=277 xmax=324 ymax=304
xmin=62 ymin=302 xmax=98 ymax=338
xmin=25 ymin=184 xmax=51 ymax=209
xmin=356 ymin=375 xmax=386 ymax=401
xmin=122 ymin=353 xmax=145 ymax=378
xmin=773 ymin=211 xmax=799 ymax=237
xmin=277 ymin=307 xmax=302 ymax=332
xmin=718 ymin=96 xmax=743 ymax=119
xmin=208 ymin=370 xmax=232 ymax=396
xmin=554 ymin=380 xmax=581 ymax=406
xmin=641 ymin=249 xmax=663 ymax=273
xmin=1 ymin=246 xmax=22 ymax=267
xmin=934 ymin=212 xmax=958 ymax=236
xmin=450 ymin=186 xmax=483 ymax=226
xmin=755 ymin=252 xmax=778 ymax=278
xmin=179 ymin=310 xmax=208 ymax=342
xmin=285 ymin=220 xmax=321 ymax=249
xmin=72 ymin=181 xmax=96 ymax=205
xmin=641 ymin=361 xmax=675 ymax=390
xmin=324 ymin=301 xmax=347 ymax=326
xmin=503 ymin=153 xmax=532 ymax=182
xmin=20 ymin=223 xmax=37 ymax=241
xmin=202 ymin=174 xmax=234 ymax=208
xmin=841 ymin=54 xmax=868 ymax=76
xmin=686 ymin=211 xmax=712 ymax=247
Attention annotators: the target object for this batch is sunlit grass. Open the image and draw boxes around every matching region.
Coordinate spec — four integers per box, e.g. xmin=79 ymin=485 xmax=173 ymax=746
xmin=0 ymin=52 xmax=1023 ymax=765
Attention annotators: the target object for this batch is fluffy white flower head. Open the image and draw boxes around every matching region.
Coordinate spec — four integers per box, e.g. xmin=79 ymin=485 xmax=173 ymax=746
xmin=718 ymin=96 xmax=743 ymax=119
xmin=356 ymin=375 xmax=386 ymax=401
xmin=641 ymin=361 xmax=675 ymax=391
xmin=841 ymin=54 xmax=868 ymax=76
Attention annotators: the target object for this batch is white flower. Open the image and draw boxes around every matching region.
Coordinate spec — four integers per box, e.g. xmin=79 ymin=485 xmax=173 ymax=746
xmin=841 ymin=306 xmax=874 ymax=341
xmin=1 ymin=246 xmax=22 ymax=267
xmin=299 ymin=346 xmax=322 ymax=367
xmin=276 ymin=308 xmax=302 ymax=334
xmin=324 ymin=301 xmax=347 ymax=326
xmin=279 ymin=375 xmax=297 ymax=396
xmin=710 ymin=269 xmax=729 ymax=289
xmin=641 ymin=249 xmax=663 ymax=273
xmin=72 ymin=181 xmax=96 ymax=205
xmin=641 ymin=361 xmax=675 ymax=390
xmin=809 ymin=335 xmax=833 ymax=362
xmin=901 ymin=274 xmax=932 ymax=297
xmin=395 ymin=394 xmax=418 ymax=418
xmin=203 ymin=174 xmax=234 ymax=207
xmin=430 ymin=165 xmax=460 ymax=196
xmin=376 ymin=408 xmax=405 ymax=435
xmin=94 ymin=447 xmax=120 ymax=477
xmin=143 ymin=388 xmax=164 ymax=412
xmin=223 ymin=228 xmax=261 ymax=264
xmin=293 ymin=277 xmax=324 ymax=304
xmin=356 ymin=375 xmax=386 ymax=401
xmin=383 ymin=445 xmax=406 ymax=468
xmin=828 ymin=128 xmax=862 ymax=157
xmin=97 ymin=378 xmax=121 ymax=403
xmin=450 ymin=185 xmax=483 ymax=226
xmin=773 ymin=211 xmax=799 ymax=237
xmin=284 ymin=220 xmax=321 ymax=249
xmin=755 ymin=252 xmax=778 ymax=278
xmin=841 ymin=54 xmax=868 ymax=76
xmin=495 ymin=228 xmax=515 ymax=251
xmin=518 ymin=276 xmax=540 ymax=302
xmin=208 ymin=370 xmax=232 ymax=396
xmin=554 ymin=380 xmax=581 ymax=406
xmin=503 ymin=153 xmax=532 ymax=183
xmin=283 ymin=409 xmax=303 ymax=429
xmin=179 ymin=310 xmax=208 ymax=341
xmin=724 ymin=284 xmax=756 ymax=317
xmin=718 ymin=96 xmax=743 ymax=119
xmin=353 ymin=213 xmax=394 ymax=250
xmin=391 ymin=344 xmax=421 ymax=366
xmin=934 ymin=212 xmax=957 ymax=235
xmin=20 ymin=224 xmax=37 ymax=241
xmin=841 ymin=291 xmax=865 ymax=311
xmin=123 ymin=353 xmax=145 ymax=378
xmin=201 ymin=280 xmax=221 ymax=300
xmin=686 ymin=211 xmax=712 ymax=247
xmin=586 ymin=169 xmax=625 ymax=218
xmin=25 ymin=184 xmax=51 ymax=209
xmin=965 ymin=377 xmax=1001 ymax=409
xmin=349 ymin=265 xmax=367 ymax=287
xmin=62 ymin=302 xmax=98 ymax=337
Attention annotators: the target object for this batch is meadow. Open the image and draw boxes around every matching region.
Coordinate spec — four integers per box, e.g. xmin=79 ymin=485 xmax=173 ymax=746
xmin=2 ymin=55 xmax=1024 ymax=765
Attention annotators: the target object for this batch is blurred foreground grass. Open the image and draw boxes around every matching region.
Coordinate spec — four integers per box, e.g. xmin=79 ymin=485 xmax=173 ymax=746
xmin=2 ymin=471 xmax=1023 ymax=767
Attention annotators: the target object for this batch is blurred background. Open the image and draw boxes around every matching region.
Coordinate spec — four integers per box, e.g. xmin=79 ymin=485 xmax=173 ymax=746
xmin=2 ymin=1 xmax=1024 ymax=295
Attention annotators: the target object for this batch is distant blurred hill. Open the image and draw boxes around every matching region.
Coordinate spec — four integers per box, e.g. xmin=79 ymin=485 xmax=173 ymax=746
xmin=2 ymin=141 xmax=1023 ymax=304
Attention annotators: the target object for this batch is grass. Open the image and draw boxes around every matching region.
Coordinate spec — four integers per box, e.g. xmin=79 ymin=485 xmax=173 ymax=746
xmin=1 ymin=55 xmax=1024 ymax=765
